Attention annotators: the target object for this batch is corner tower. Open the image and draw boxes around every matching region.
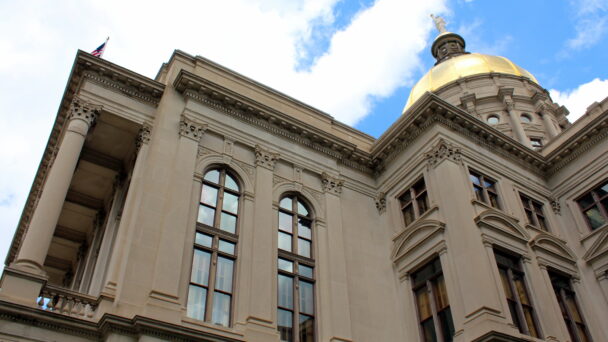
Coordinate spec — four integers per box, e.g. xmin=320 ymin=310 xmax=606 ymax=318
xmin=404 ymin=15 xmax=570 ymax=149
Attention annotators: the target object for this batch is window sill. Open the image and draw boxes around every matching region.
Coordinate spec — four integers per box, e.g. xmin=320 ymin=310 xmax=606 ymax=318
xmin=403 ymin=205 xmax=439 ymax=230
xmin=181 ymin=316 xmax=244 ymax=339
xmin=471 ymin=199 xmax=508 ymax=217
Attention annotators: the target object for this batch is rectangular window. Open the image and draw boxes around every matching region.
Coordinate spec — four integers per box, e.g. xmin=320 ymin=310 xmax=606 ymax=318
xmin=549 ymin=271 xmax=592 ymax=342
xmin=469 ymin=170 xmax=500 ymax=209
xmin=400 ymin=178 xmax=430 ymax=227
xmin=411 ymin=258 xmax=454 ymax=342
xmin=577 ymin=180 xmax=608 ymax=230
xmin=530 ymin=138 xmax=543 ymax=150
xmin=520 ymin=193 xmax=549 ymax=231
xmin=494 ymin=250 xmax=541 ymax=338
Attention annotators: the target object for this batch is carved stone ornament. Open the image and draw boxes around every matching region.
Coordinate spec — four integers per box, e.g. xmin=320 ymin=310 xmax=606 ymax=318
xmin=254 ymin=144 xmax=279 ymax=170
xmin=68 ymin=96 xmax=100 ymax=127
xmin=375 ymin=192 xmax=387 ymax=214
xmin=550 ymin=199 xmax=561 ymax=215
xmin=321 ymin=172 xmax=344 ymax=195
xmin=425 ymin=139 xmax=462 ymax=167
xmin=179 ymin=116 xmax=207 ymax=142
xmin=136 ymin=124 xmax=152 ymax=149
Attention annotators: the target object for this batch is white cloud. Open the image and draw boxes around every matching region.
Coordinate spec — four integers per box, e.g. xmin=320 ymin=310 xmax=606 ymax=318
xmin=550 ymin=78 xmax=608 ymax=122
xmin=0 ymin=0 xmax=446 ymax=266
xmin=566 ymin=0 xmax=608 ymax=50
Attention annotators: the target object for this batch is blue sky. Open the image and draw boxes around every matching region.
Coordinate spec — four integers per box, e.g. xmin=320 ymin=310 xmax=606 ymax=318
xmin=0 ymin=0 xmax=607 ymax=263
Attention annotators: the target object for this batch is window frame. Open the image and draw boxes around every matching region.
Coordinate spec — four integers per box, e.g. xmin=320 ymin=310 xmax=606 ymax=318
xmin=494 ymin=249 xmax=542 ymax=338
xmin=576 ymin=180 xmax=608 ymax=231
xmin=469 ymin=169 xmax=501 ymax=209
xmin=530 ymin=138 xmax=543 ymax=150
xmin=277 ymin=194 xmax=316 ymax=342
xmin=548 ymin=270 xmax=593 ymax=342
xmin=410 ymin=258 xmax=454 ymax=342
xmin=399 ymin=177 xmax=430 ymax=227
xmin=519 ymin=193 xmax=549 ymax=231
xmin=187 ymin=167 xmax=241 ymax=326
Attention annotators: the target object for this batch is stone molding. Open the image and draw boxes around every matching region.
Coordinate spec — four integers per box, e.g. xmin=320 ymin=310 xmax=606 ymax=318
xmin=68 ymin=96 xmax=100 ymax=127
xmin=254 ymin=144 xmax=279 ymax=170
xmin=321 ymin=172 xmax=344 ymax=195
xmin=550 ymin=198 xmax=561 ymax=215
xmin=425 ymin=138 xmax=463 ymax=168
xmin=136 ymin=124 xmax=152 ymax=149
xmin=374 ymin=192 xmax=386 ymax=214
xmin=179 ymin=116 xmax=207 ymax=142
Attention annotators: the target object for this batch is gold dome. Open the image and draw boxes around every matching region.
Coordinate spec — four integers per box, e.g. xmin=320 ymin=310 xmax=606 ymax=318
xmin=404 ymin=53 xmax=538 ymax=111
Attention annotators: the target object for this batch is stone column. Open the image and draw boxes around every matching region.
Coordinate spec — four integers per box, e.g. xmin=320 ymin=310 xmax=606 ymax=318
xmin=320 ymin=173 xmax=353 ymax=342
xmin=499 ymin=88 xmax=530 ymax=147
xmin=14 ymin=97 xmax=99 ymax=274
xmin=101 ymin=124 xmax=152 ymax=297
xmin=148 ymin=116 xmax=206 ymax=313
xmin=540 ymin=109 xmax=559 ymax=138
xmin=246 ymin=145 xmax=279 ymax=326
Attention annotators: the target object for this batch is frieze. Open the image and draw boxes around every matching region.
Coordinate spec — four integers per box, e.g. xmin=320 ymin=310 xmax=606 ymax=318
xmin=321 ymin=172 xmax=344 ymax=195
xmin=81 ymin=70 xmax=162 ymax=106
xmin=425 ymin=138 xmax=462 ymax=167
xmin=255 ymin=144 xmax=279 ymax=170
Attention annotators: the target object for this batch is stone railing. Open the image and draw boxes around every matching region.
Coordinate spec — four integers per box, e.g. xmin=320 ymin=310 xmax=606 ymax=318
xmin=37 ymin=284 xmax=98 ymax=319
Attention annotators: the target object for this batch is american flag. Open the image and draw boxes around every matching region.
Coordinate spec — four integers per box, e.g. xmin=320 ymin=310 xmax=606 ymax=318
xmin=91 ymin=37 xmax=109 ymax=58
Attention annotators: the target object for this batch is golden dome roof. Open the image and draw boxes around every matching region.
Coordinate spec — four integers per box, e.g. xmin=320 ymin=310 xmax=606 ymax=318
xmin=404 ymin=53 xmax=538 ymax=111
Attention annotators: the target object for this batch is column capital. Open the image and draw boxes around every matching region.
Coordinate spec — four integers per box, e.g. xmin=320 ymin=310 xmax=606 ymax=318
xmin=68 ymin=96 xmax=100 ymax=128
xmin=254 ymin=144 xmax=279 ymax=170
xmin=322 ymin=172 xmax=344 ymax=195
xmin=136 ymin=124 xmax=152 ymax=149
xmin=179 ymin=116 xmax=207 ymax=142
xmin=425 ymin=138 xmax=462 ymax=168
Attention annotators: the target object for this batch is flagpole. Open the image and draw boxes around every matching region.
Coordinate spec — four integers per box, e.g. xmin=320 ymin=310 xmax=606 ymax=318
xmin=100 ymin=37 xmax=109 ymax=58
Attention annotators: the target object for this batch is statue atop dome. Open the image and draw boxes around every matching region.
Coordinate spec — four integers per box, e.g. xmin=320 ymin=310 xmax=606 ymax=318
xmin=430 ymin=14 xmax=447 ymax=34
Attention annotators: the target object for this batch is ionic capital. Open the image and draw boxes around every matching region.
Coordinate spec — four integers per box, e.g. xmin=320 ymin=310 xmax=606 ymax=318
xmin=68 ymin=96 xmax=100 ymax=128
xmin=179 ymin=116 xmax=207 ymax=142
xmin=254 ymin=144 xmax=279 ymax=170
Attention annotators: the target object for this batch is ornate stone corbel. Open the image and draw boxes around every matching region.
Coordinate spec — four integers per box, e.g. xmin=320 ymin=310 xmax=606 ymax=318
xmin=179 ymin=116 xmax=207 ymax=142
xmin=375 ymin=192 xmax=386 ymax=214
xmin=550 ymin=198 xmax=561 ymax=215
xmin=69 ymin=95 xmax=101 ymax=127
xmin=321 ymin=172 xmax=344 ymax=195
xmin=136 ymin=124 xmax=152 ymax=149
xmin=254 ymin=144 xmax=279 ymax=170
xmin=425 ymin=139 xmax=462 ymax=167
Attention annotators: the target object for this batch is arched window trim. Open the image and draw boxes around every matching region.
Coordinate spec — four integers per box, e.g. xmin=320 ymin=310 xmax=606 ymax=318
xmin=277 ymin=193 xmax=316 ymax=342
xmin=187 ymin=166 xmax=241 ymax=327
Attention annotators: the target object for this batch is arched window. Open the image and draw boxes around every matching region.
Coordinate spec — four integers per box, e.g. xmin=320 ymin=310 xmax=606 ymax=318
xmin=187 ymin=167 xmax=240 ymax=326
xmin=487 ymin=115 xmax=500 ymax=125
xmin=277 ymin=194 xmax=315 ymax=342
xmin=520 ymin=113 xmax=532 ymax=123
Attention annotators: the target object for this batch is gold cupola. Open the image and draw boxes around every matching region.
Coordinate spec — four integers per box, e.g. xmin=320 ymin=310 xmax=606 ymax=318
xmin=404 ymin=16 xmax=538 ymax=112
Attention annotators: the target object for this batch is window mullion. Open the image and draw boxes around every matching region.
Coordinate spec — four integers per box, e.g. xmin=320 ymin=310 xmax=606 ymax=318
xmin=508 ymin=268 xmax=530 ymax=336
xmin=560 ymin=288 xmax=582 ymax=342
xmin=205 ymin=250 xmax=218 ymax=322
xmin=411 ymin=189 xmax=419 ymax=217
xmin=594 ymin=191 xmax=608 ymax=222
xmin=427 ymin=280 xmax=445 ymax=342
xmin=294 ymin=274 xmax=301 ymax=342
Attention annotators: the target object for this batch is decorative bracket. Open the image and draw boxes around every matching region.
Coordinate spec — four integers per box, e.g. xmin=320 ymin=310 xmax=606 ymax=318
xmin=179 ymin=115 xmax=207 ymax=142
xmin=375 ymin=192 xmax=387 ymax=214
xmin=254 ymin=144 xmax=279 ymax=170
xmin=136 ymin=123 xmax=152 ymax=149
xmin=321 ymin=172 xmax=344 ymax=195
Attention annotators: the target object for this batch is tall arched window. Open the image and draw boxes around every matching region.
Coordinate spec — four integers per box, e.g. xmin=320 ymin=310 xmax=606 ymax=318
xmin=277 ymin=194 xmax=315 ymax=342
xmin=187 ymin=167 xmax=240 ymax=326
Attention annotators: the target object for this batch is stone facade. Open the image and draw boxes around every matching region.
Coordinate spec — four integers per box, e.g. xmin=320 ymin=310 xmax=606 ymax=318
xmin=1 ymin=28 xmax=608 ymax=342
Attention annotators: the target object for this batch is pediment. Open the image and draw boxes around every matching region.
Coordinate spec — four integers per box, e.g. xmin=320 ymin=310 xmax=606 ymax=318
xmin=392 ymin=219 xmax=445 ymax=262
xmin=583 ymin=229 xmax=608 ymax=264
xmin=475 ymin=209 xmax=530 ymax=244
xmin=529 ymin=233 xmax=577 ymax=264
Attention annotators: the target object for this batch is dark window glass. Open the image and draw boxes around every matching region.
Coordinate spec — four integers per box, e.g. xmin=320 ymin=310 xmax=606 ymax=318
xmin=577 ymin=180 xmax=608 ymax=230
xmin=469 ymin=170 xmax=500 ymax=209
xmin=520 ymin=194 xmax=549 ymax=231
xmin=530 ymin=138 xmax=543 ymax=150
xmin=549 ymin=271 xmax=592 ymax=342
xmin=400 ymin=178 xmax=430 ymax=227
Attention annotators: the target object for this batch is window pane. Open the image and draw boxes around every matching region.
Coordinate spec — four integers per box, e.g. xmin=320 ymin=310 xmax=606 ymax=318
xmin=204 ymin=169 xmax=220 ymax=184
xmin=469 ymin=173 xmax=481 ymax=186
xmin=416 ymin=288 xmax=432 ymax=320
xmin=222 ymin=192 xmax=239 ymax=214
xmin=298 ymin=238 xmax=311 ymax=258
xmin=483 ymin=179 xmax=495 ymax=190
xmin=298 ymin=200 xmax=309 ymax=216
xmin=211 ymin=292 xmax=231 ymax=326
xmin=566 ymin=296 xmax=583 ymax=323
xmin=499 ymin=269 xmax=513 ymax=299
xmin=403 ymin=204 xmax=415 ymax=226
xmin=201 ymin=185 xmax=218 ymax=206
xmin=191 ymin=249 xmax=211 ymax=286
xmin=278 ymin=309 xmax=293 ymax=342
xmin=597 ymin=182 xmax=608 ymax=197
xmin=433 ymin=275 xmax=450 ymax=309
xmin=439 ymin=310 xmax=455 ymax=342
xmin=220 ymin=213 xmax=237 ymax=233
xmin=413 ymin=179 xmax=426 ymax=195
xmin=198 ymin=205 xmax=215 ymax=226
xmin=584 ymin=206 xmax=606 ymax=229
xmin=524 ymin=209 xmax=535 ymax=225
xmin=278 ymin=258 xmax=293 ymax=272
xmin=187 ymin=285 xmax=207 ymax=321
xmin=578 ymin=194 xmax=595 ymax=208
xmin=219 ymin=240 xmax=235 ymax=255
xmin=298 ymin=218 xmax=312 ymax=239
xmin=224 ymin=174 xmax=239 ymax=192
xmin=508 ymin=300 xmax=522 ymax=333
xmin=489 ymin=192 xmax=500 ymax=208
xmin=299 ymin=315 xmax=314 ymax=342
xmin=417 ymin=193 xmax=429 ymax=215
xmin=299 ymin=280 xmax=314 ymax=315
xmin=473 ymin=185 xmax=484 ymax=202
xmin=279 ymin=232 xmax=292 ymax=252
xmin=421 ymin=318 xmax=437 ymax=342
xmin=299 ymin=264 xmax=313 ymax=278
xmin=279 ymin=212 xmax=293 ymax=232
xmin=523 ymin=306 xmax=539 ymax=338
xmin=280 ymin=197 xmax=293 ymax=210
xmin=215 ymin=257 xmax=234 ymax=293
xmin=278 ymin=275 xmax=293 ymax=309
xmin=195 ymin=232 xmax=213 ymax=248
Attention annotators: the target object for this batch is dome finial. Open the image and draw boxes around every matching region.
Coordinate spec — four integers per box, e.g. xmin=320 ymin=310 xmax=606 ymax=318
xmin=430 ymin=14 xmax=447 ymax=34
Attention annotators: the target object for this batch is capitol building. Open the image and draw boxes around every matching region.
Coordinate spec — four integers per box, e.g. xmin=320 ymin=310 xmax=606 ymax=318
xmin=1 ymin=19 xmax=607 ymax=342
